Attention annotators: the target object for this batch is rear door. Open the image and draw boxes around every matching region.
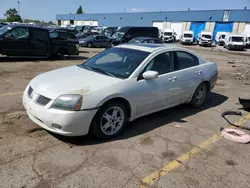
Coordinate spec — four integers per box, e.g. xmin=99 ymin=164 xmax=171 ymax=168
xmin=170 ymin=51 xmax=203 ymax=104
xmin=2 ymin=27 xmax=31 ymax=55
xmin=30 ymin=28 xmax=50 ymax=55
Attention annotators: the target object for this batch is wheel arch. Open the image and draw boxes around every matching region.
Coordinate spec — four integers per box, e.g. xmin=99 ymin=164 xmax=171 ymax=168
xmin=97 ymin=95 xmax=132 ymax=118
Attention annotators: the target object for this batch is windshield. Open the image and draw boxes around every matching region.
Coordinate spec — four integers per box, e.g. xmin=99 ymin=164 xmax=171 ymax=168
xmin=75 ymin=26 xmax=82 ymax=31
xmin=0 ymin=25 xmax=12 ymax=35
xmin=128 ymin=38 xmax=142 ymax=43
xmin=164 ymin=32 xmax=173 ymax=36
xmin=184 ymin=34 xmax=193 ymax=38
xmin=232 ymin=37 xmax=244 ymax=42
xmin=221 ymin=34 xmax=226 ymax=39
xmin=202 ymin=34 xmax=212 ymax=39
xmin=78 ymin=47 xmax=150 ymax=79
xmin=111 ymin=32 xmax=125 ymax=39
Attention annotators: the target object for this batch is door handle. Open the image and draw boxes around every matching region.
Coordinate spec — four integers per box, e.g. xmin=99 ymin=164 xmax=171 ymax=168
xmin=169 ymin=76 xmax=177 ymax=82
xmin=196 ymin=70 xmax=202 ymax=75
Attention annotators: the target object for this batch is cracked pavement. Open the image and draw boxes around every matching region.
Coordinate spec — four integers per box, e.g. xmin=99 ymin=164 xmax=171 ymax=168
xmin=0 ymin=46 xmax=250 ymax=188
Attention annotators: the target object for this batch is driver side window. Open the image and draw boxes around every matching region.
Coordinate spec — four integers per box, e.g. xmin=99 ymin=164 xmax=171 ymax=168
xmin=144 ymin=52 xmax=174 ymax=75
xmin=6 ymin=27 xmax=29 ymax=40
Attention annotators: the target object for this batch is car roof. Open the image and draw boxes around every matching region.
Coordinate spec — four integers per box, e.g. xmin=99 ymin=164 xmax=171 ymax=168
xmin=183 ymin=30 xmax=194 ymax=34
xmin=133 ymin=37 xmax=158 ymax=40
xmin=8 ymin=24 xmax=48 ymax=30
xmin=200 ymin=31 xmax=212 ymax=35
xmin=116 ymin=43 xmax=183 ymax=53
xmin=228 ymin=34 xmax=244 ymax=37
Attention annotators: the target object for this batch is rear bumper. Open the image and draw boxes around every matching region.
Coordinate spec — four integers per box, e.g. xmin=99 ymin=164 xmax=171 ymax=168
xmin=209 ymin=72 xmax=218 ymax=91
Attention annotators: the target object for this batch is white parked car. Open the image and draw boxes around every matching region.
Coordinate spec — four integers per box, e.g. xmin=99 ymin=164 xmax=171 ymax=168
xmin=180 ymin=30 xmax=194 ymax=44
xmin=162 ymin=29 xmax=176 ymax=43
xmin=224 ymin=33 xmax=245 ymax=51
xmin=23 ymin=44 xmax=218 ymax=139
xmin=197 ymin=31 xmax=213 ymax=46
xmin=244 ymin=34 xmax=250 ymax=48
xmin=215 ymin=32 xmax=227 ymax=46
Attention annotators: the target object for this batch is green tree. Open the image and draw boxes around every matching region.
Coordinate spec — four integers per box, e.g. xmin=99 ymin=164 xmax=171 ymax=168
xmin=76 ymin=5 xmax=83 ymax=14
xmin=4 ymin=8 xmax=22 ymax=22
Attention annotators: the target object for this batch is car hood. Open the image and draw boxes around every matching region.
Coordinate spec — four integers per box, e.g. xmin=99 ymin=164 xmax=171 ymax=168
xmin=30 ymin=65 xmax=122 ymax=99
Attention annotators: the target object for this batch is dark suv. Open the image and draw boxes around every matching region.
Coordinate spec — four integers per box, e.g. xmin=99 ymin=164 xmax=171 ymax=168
xmin=0 ymin=25 xmax=79 ymax=57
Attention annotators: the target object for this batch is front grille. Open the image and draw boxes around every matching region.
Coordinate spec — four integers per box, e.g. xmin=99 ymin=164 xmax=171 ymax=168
xmin=27 ymin=87 xmax=33 ymax=98
xmin=36 ymin=95 xmax=51 ymax=106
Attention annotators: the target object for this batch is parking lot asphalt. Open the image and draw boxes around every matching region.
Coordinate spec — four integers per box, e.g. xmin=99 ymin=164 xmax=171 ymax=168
xmin=1 ymin=45 xmax=250 ymax=188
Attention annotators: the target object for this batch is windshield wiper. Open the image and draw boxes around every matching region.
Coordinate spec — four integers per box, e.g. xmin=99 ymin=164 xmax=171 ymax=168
xmin=91 ymin=67 xmax=115 ymax=77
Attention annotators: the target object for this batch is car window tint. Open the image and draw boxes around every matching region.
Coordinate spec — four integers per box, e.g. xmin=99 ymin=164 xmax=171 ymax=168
xmin=60 ymin=32 xmax=75 ymax=39
xmin=175 ymin=51 xmax=199 ymax=70
xmin=32 ymin=29 xmax=48 ymax=39
xmin=145 ymin=52 xmax=174 ymax=75
xmin=7 ymin=27 xmax=29 ymax=39
xmin=49 ymin=32 xmax=58 ymax=38
xmin=95 ymin=36 xmax=101 ymax=40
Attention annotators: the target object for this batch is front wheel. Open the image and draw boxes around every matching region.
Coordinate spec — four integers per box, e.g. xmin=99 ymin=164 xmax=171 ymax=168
xmin=91 ymin=102 xmax=128 ymax=139
xmin=87 ymin=43 xmax=92 ymax=48
xmin=190 ymin=83 xmax=208 ymax=108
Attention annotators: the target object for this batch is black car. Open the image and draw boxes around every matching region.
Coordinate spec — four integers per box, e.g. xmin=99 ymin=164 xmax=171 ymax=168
xmin=76 ymin=31 xmax=99 ymax=40
xmin=108 ymin=26 xmax=159 ymax=47
xmin=0 ymin=25 xmax=79 ymax=57
xmin=79 ymin=35 xmax=109 ymax=48
xmin=128 ymin=37 xmax=163 ymax=44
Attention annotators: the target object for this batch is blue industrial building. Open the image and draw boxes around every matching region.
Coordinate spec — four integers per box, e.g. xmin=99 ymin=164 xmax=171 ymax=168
xmin=56 ymin=9 xmax=250 ymax=39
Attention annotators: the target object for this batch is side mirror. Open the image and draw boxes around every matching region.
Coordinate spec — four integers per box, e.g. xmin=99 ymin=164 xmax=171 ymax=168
xmin=142 ymin=71 xmax=159 ymax=80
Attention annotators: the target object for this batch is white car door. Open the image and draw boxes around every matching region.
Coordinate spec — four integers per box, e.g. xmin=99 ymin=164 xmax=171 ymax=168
xmin=136 ymin=51 xmax=177 ymax=115
xmin=168 ymin=51 xmax=204 ymax=105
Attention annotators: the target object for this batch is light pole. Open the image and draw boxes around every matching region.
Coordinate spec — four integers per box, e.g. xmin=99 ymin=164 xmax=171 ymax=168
xmin=17 ymin=1 xmax=20 ymax=16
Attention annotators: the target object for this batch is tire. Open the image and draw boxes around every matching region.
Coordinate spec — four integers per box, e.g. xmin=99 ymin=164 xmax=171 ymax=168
xmin=190 ymin=83 xmax=208 ymax=108
xmin=87 ymin=43 xmax=92 ymax=48
xmin=91 ymin=101 xmax=128 ymax=139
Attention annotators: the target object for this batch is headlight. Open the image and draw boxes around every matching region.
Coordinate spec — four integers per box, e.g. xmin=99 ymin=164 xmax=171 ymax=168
xmin=51 ymin=94 xmax=82 ymax=111
xmin=79 ymin=41 xmax=86 ymax=44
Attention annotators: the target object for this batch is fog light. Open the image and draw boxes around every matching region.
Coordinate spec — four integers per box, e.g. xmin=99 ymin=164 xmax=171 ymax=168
xmin=51 ymin=124 xmax=62 ymax=130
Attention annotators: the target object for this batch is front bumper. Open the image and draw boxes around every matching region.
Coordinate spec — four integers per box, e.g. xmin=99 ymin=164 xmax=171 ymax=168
xmin=199 ymin=41 xmax=212 ymax=46
xmin=228 ymin=45 xmax=244 ymax=50
xmin=23 ymin=87 xmax=97 ymax=136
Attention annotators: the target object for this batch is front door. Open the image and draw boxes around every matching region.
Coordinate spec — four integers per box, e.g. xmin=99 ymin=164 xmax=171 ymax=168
xmin=137 ymin=51 xmax=176 ymax=115
xmin=2 ymin=27 xmax=31 ymax=56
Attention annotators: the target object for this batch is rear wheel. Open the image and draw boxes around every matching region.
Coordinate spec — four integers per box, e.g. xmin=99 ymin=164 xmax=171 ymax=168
xmin=190 ymin=83 xmax=208 ymax=108
xmin=91 ymin=102 xmax=128 ymax=139
xmin=87 ymin=43 xmax=92 ymax=48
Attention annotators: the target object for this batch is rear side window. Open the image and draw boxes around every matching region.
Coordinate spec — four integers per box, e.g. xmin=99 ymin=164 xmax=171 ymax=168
xmin=175 ymin=51 xmax=199 ymax=70
xmin=31 ymin=29 xmax=48 ymax=39
xmin=59 ymin=32 xmax=76 ymax=39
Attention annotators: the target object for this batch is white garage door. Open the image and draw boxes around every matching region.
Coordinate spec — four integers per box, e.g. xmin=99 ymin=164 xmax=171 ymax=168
xmin=84 ymin=21 xmax=90 ymax=26
xmin=170 ymin=22 xmax=183 ymax=40
xmin=244 ymin=24 xmax=250 ymax=34
xmin=90 ymin=21 xmax=98 ymax=26
xmin=153 ymin=22 xmax=164 ymax=31
xmin=62 ymin=20 xmax=70 ymax=25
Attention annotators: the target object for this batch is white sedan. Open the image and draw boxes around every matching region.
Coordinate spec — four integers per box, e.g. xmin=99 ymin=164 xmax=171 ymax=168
xmin=23 ymin=44 xmax=218 ymax=139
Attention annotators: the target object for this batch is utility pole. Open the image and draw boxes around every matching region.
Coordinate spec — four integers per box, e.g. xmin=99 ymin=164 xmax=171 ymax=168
xmin=17 ymin=1 xmax=20 ymax=16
